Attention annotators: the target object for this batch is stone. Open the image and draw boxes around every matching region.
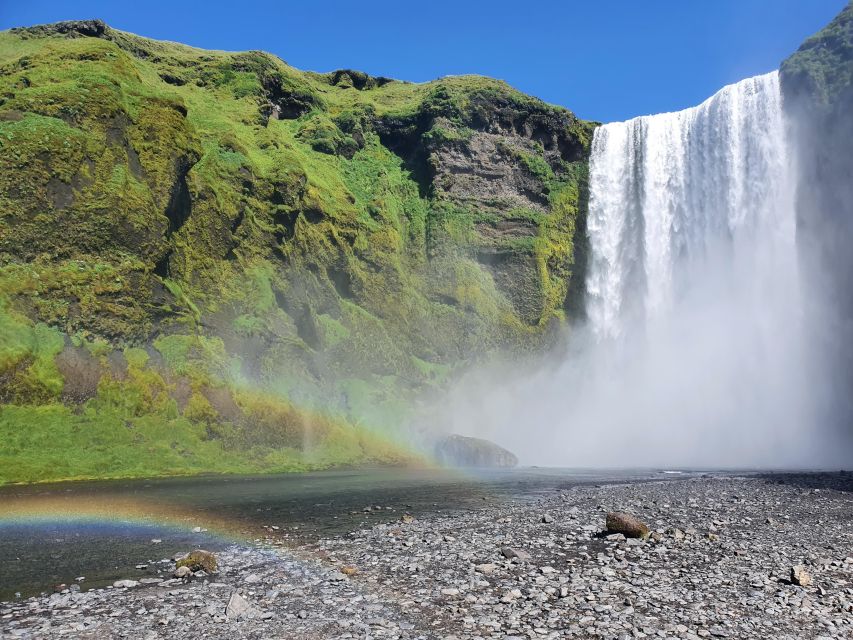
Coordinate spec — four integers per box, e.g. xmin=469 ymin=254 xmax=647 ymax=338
xmin=175 ymin=550 xmax=217 ymax=573
xmin=790 ymin=565 xmax=812 ymax=587
xmin=172 ymin=565 xmax=191 ymax=579
xmin=474 ymin=563 xmax=496 ymax=574
xmin=541 ymin=514 xmax=554 ymax=523
xmin=501 ymin=589 xmax=523 ymax=603
xmin=112 ymin=580 xmax=139 ymax=588
xmin=605 ymin=512 xmax=650 ymax=539
xmin=500 ymin=547 xmax=532 ymax=561
xmin=226 ymin=592 xmax=251 ymax=619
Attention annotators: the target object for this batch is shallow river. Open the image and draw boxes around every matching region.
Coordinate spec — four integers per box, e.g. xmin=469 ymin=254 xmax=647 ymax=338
xmin=0 ymin=467 xmax=690 ymax=600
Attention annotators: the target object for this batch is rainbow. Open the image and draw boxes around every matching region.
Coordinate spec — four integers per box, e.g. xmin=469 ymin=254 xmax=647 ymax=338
xmin=0 ymin=492 xmax=261 ymax=543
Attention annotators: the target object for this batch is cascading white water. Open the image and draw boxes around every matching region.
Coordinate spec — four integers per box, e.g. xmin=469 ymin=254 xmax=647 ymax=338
xmin=445 ymin=70 xmax=845 ymax=468
xmin=586 ymin=71 xmax=797 ymax=340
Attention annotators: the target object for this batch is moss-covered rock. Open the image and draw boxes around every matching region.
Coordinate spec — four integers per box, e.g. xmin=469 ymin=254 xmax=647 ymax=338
xmin=176 ymin=550 xmax=217 ymax=573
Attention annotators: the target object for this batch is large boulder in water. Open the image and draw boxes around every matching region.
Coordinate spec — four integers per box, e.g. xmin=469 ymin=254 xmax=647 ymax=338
xmin=434 ymin=434 xmax=518 ymax=468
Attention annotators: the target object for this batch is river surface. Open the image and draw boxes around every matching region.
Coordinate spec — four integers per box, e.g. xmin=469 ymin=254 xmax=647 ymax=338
xmin=0 ymin=467 xmax=695 ymax=600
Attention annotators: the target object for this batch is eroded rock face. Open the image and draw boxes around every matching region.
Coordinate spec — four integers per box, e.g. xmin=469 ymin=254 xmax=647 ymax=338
xmin=11 ymin=19 xmax=107 ymax=39
xmin=434 ymin=434 xmax=518 ymax=468
xmin=373 ymin=86 xmax=594 ymax=325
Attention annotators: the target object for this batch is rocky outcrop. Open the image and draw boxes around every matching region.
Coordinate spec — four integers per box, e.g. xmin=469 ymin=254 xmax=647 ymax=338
xmin=434 ymin=434 xmax=518 ymax=468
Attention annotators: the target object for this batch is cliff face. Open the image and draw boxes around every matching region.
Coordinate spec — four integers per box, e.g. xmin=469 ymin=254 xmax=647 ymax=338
xmin=780 ymin=1 xmax=853 ymax=451
xmin=0 ymin=20 xmax=593 ymax=482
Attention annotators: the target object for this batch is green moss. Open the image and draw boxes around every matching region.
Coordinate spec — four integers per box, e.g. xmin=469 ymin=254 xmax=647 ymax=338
xmin=781 ymin=2 xmax=853 ymax=107
xmin=0 ymin=21 xmax=595 ymax=484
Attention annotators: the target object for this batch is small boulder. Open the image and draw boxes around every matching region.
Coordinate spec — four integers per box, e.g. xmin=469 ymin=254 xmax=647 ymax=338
xmin=474 ymin=563 xmax=496 ymax=574
xmin=605 ymin=512 xmax=650 ymax=539
xmin=790 ymin=565 xmax=812 ymax=586
xmin=173 ymin=566 xmax=192 ymax=579
xmin=175 ymin=549 xmax=217 ymax=573
xmin=226 ymin=592 xmax=251 ymax=619
xmin=113 ymin=579 xmax=139 ymax=588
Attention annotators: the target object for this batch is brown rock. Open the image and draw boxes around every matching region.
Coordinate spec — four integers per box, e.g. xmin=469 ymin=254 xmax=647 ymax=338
xmin=790 ymin=565 xmax=812 ymax=586
xmin=605 ymin=512 xmax=650 ymax=539
xmin=175 ymin=549 xmax=217 ymax=573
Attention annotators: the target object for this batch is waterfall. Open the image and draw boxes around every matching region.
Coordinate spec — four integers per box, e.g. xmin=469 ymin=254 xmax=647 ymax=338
xmin=448 ymin=71 xmax=841 ymax=467
xmin=586 ymin=71 xmax=797 ymax=339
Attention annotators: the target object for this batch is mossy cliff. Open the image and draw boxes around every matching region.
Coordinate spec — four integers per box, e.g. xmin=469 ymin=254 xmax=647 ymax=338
xmin=0 ymin=20 xmax=595 ymax=483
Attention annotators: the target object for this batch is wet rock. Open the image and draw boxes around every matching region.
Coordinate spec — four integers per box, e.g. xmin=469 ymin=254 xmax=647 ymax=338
xmin=175 ymin=550 xmax=217 ymax=573
xmin=113 ymin=580 xmax=139 ymax=588
xmin=605 ymin=512 xmax=650 ymax=539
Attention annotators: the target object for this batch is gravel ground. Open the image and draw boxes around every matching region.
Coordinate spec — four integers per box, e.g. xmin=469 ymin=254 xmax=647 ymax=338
xmin=1 ymin=472 xmax=851 ymax=639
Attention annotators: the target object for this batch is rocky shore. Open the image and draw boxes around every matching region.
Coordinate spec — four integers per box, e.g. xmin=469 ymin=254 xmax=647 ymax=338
xmin=1 ymin=473 xmax=851 ymax=639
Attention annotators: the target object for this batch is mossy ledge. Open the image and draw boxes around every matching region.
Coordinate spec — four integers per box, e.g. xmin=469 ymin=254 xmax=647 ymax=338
xmin=0 ymin=19 xmax=595 ymax=484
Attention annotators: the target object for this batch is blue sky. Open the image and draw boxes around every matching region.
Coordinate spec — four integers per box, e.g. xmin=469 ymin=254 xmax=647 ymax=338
xmin=1 ymin=1 xmax=847 ymax=122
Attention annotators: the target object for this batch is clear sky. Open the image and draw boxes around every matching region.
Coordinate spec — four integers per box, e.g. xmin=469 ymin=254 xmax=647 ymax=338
xmin=0 ymin=0 xmax=847 ymax=122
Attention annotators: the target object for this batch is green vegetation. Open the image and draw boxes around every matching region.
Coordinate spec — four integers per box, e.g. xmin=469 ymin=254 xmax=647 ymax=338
xmin=0 ymin=20 xmax=595 ymax=484
xmin=781 ymin=1 xmax=853 ymax=107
